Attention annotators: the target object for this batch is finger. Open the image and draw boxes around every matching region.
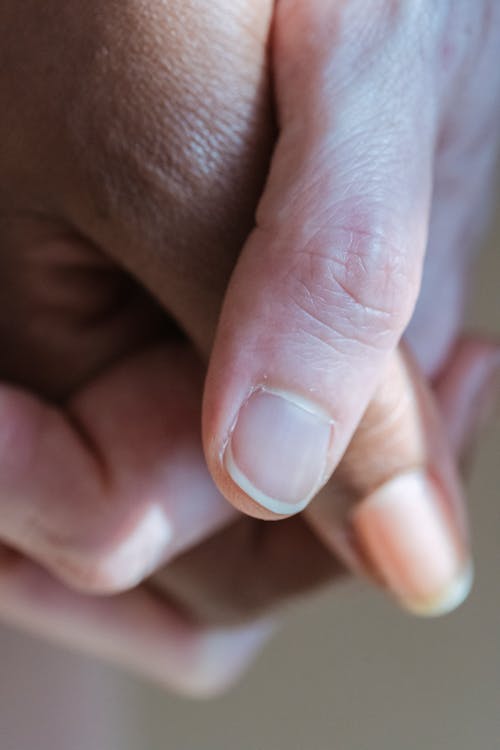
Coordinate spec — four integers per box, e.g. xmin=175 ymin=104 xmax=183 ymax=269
xmin=405 ymin=92 xmax=500 ymax=376
xmin=151 ymin=514 xmax=344 ymax=626
xmin=154 ymin=336 xmax=500 ymax=625
xmin=306 ymin=345 xmax=472 ymax=617
xmin=0 ymin=549 xmax=273 ymax=698
xmin=0 ymin=345 xmax=236 ymax=594
xmin=434 ymin=337 xmax=500 ymax=462
xmin=203 ymin=1 xmax=440 ymax=519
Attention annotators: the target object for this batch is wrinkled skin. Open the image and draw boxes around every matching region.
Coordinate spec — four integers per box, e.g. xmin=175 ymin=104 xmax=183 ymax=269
xmin=0 ymin=0 xmax=499 ymax=695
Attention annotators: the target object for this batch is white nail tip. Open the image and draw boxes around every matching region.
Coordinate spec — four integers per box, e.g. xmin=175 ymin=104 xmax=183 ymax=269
xmin=258 ymin=386 xmax=333 ymax=423
xmin=224 ymin=442 xmax=313 ymax=516
xmin=403 ymin=563 xmax=474 ymax=618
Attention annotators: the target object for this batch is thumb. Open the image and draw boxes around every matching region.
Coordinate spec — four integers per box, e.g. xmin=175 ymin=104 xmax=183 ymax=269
xmin=204 ymin=1 xmax=440 ymax=518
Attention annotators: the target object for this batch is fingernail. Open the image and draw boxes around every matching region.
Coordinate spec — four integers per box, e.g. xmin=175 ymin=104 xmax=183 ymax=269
xmin=352 ymin=470 xmax=472 ymax=617
xmin=224 ymin=387 xmax=333 ymax=515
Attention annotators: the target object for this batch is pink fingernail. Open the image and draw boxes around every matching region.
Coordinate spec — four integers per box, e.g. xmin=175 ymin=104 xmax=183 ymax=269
xmin=353 ymin=470 xmax=472 ymax=617
xmin=224 ymin=387 xmax=333 ymax=515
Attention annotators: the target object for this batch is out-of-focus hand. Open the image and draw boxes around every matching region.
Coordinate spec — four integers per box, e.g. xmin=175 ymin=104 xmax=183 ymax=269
xmin=0 ymin=0 xmax=277 ymax=696
xmin=2 ymin=338 xmax=497 ymax=696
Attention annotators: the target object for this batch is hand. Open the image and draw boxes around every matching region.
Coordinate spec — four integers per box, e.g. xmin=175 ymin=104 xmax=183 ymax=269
xmin=0 ymin=0 xmax=277 ymax=696
xmin=0 ymin=0 xmax=272 ymax=574
xmin=200 ymin=0 xmax=500 ymax=521
xmin=0 ymin=0 xmax=498 ymax=696
xmin=2 ymin=338 xmax=497 ymax=697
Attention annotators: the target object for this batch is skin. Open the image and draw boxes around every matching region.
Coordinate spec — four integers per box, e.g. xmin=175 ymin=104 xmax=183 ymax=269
xmin=0 ymin=0 xmax=275 ymax=396
xmin=202 ymin=0 xmax=500 ymax=520
xmin=0 ymin=0 xmax=499 ymax=695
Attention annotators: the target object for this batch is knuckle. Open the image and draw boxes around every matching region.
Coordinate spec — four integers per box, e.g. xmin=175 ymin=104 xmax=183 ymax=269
xmin=51 ymin=503 xmax=171 ymax=595
xmin=285 ymin=226 xmax=418 ymax=351
xmin=53 ymin=550 xmax=145 ymax=596
xmin=48 ymin=549 xmax=128 ymax=595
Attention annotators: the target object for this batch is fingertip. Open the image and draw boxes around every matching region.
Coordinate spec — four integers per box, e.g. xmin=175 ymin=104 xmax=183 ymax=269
xmin=53 ymin=504 xmax=174 ymax=595
xmin=352 ymin=469 xmax=471 ymax=618
xmin=179 ymin=619 xmax=276 ymax=699
xmin=221 ymin=386 xmax=333 ymax=518
xmin=401 ymin=562 xmax=474 ymax=618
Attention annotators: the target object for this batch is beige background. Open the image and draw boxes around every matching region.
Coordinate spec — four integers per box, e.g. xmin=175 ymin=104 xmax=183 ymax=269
xmin=1 ymin=202 xmax=498 ymax=749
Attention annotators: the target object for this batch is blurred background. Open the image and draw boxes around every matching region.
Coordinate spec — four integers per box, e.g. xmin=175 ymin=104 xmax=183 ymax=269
xmin=1 ymin=200 xmax=498 ymax=750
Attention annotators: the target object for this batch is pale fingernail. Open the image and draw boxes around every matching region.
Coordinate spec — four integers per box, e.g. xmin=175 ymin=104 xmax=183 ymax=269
xmin=224 ymin=387 xmax=333 ymax=515
xmin=352 ymin=470 xmax=472 ymax=617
